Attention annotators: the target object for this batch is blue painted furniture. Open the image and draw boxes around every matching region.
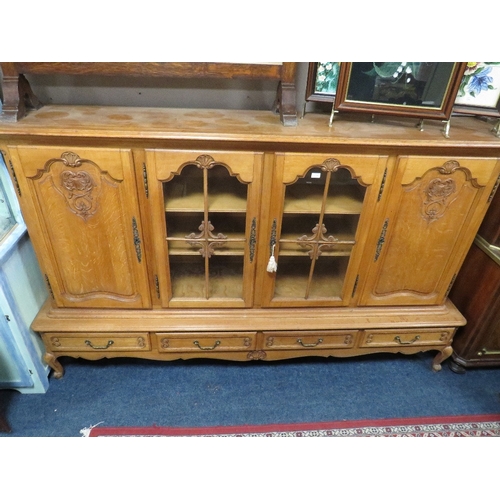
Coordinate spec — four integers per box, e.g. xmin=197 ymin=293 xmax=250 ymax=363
xmin=0 ymin=151 xmax=49 ymax=393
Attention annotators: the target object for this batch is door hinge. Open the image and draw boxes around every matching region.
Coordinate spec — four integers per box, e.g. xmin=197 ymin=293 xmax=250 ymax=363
xmin=132 ymin=217 xmax=142 ymax=263
xmin=374 ymin=218 xmax=389 ymax=262
xmin=142 ymin=163 xmax=149 ymax=198
xmin=155 ymin=275 xmax=160 ymax=299
xmin=249 ymin=217 xmax=257 ymax=262
xmin=351 ymin=275 xmax=359 ymax=298
xmin=44 ymin=274 xmax=55 ymax=299
xmin=377 ymin=168 xmax=387 ymax=201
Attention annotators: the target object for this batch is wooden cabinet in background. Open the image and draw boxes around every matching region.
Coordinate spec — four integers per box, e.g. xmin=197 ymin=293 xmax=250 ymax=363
xmin=1 ymin=106 xmax=499 ymax=378
xmin=449 ymin=188 xmax=500 ymax=372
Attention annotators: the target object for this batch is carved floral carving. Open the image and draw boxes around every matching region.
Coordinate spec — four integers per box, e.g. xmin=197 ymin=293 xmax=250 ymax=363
xmin=422 ymin=177 xmax=457 ymax=222
xmin=39 ymin=152 xmax=104 ymax=221
xmin=60 ymin=170 xmax=98 ymax=221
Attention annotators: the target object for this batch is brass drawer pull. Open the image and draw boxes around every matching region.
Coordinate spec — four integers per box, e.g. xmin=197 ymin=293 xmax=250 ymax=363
xmin=297 ymin=338 xmax=323 ymax=348
xmin=394 ymin=335 xmax=420 ymax=345
xmin=478 ymin=348 xmax=500 ymax=356
xmin=193 ymin=340 xmax=221 ymax=350
xmin=85 ymin=340 xmax=114 ymax=350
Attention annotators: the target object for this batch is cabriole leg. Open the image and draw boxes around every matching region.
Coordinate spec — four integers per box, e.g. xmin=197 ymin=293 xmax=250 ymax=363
xmin=43 ymin=352 xmax=64 ymax=379
xmin=432 ymin=346 xmax=453 ymax=372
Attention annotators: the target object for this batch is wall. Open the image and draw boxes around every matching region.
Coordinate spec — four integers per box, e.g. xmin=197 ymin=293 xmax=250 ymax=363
xmin=1 ymin=63 xmax=321 ymax=118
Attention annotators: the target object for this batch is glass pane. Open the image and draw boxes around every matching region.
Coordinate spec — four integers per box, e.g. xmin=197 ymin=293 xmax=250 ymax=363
xmin=308 ymin=256 xmax=350 ymax=299
xmin=164 ymin=164 xmax=203 ymax=212
xmin=208 ymin=164 xmax=247 ymax=212
xmin=327 ymin=168 xmax=365 ymax=214
xmin=274 ymin=256 xmax=311 ymax=299
xmin=346 ymin=62 xmax=457 ymax=108
xmin=209 ymin=213 xmax=246 ymax=240
xmin=0 ymin=179 xmax=16 ymax=241
xmin=209 ymin=255 xmax=244 ymax=299
xmin=169 ymin=255 xmax=206 ymax=299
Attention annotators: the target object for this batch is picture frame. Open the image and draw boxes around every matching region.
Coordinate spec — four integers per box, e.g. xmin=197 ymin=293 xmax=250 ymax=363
xmin=453 ymin=63 xmax=500 ymax=118
xmin=305 ymin=62 xmax=341 ymax=102
xmin=334 ymin=62 xmax=467 ymax=120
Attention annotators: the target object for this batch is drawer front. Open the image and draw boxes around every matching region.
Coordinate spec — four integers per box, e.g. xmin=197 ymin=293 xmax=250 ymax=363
xmin=263 ymin=331 xmax=357 ymax=350
xmin=360 ymin=329 xmax=454 ymax=348
xmin=46 ymin=333 xmax=151 ymax=352
xmin=156 ymin=333 xmax=257 ymax=352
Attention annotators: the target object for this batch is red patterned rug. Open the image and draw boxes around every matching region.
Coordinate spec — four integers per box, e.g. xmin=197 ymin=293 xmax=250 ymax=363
xmin=85 ymin=414 xmax=500 ymax=437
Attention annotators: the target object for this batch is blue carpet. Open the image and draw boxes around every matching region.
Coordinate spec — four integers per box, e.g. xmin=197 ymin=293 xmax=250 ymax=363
xmin=1 ymin=352 xmax=500 ymax=437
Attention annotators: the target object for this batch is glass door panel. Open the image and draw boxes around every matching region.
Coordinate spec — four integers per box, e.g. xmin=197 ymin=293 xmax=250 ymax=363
xmin=274 ymin=164 xmax=366 ymax=302
xmin=163 ymin=158 xmax=249 ymax=303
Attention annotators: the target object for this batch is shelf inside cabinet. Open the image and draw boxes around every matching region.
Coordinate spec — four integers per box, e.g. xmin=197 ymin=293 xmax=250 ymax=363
xmin=164 ymin=192 xmax=247 ymax=213
xmin=283 ymin=185 xmax=364 ymax=214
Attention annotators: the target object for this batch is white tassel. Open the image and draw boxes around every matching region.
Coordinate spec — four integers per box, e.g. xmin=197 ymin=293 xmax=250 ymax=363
xmin=267 ymin=245 xmax=277 ymax=273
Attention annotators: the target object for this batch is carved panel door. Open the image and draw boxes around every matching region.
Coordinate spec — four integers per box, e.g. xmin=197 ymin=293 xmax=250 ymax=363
xmin=145 ymin=150 xmax=263 ymax=308
xmin=359 ymin=156 xmax=500 ymax=306
xmin=7 ymin=146 xmax=151 ymax=308
xmin=258 ymin=153 xmax=389 ymax=307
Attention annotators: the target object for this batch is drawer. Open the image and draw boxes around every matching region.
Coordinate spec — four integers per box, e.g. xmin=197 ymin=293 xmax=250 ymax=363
xmin=46 ymin=333 xmax=151 ymax=352
xmin=263 ymin=331 xmax=357 ymax=350
xmin=360 ymin=328 xmax=454 ymax=348
xmin=156 ymin=332 xmax=257 ymax=352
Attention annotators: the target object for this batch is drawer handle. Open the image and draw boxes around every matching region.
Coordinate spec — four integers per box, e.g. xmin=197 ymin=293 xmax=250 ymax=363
xmin=193 ymin=340 xmax=221 ymax=350
xmin=394 ymin=335 xmax=420 ymax=345
xmin=478 ymin=348 xmax=500 ymax=356
xmin=297 ymin=338 xmax=323 ymax=348
xmin=85 ymin=340 xmax=114 ymax=350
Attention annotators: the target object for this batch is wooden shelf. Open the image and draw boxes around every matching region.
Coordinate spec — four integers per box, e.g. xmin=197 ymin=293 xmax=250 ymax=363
xmin=170 ymin=264 xmax=244 ymax=299
xmin=164 ymin=192 xmax=247 ymax=213
xmin=274 ymin=272 xmax=344 ymax=300
xmin=283 ymin=190 xmax=364 ymax=214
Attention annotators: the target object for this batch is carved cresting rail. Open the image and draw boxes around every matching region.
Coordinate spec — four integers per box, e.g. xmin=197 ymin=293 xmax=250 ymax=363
xmin=0 ymin=62 xmax=298 ymax=125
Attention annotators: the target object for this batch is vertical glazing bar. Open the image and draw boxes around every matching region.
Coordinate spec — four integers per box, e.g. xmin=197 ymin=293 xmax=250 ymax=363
xmin=203 ymin=167 xmax=210 ymax=299
xmin=304 ymin=170 xmax=331 ymax=299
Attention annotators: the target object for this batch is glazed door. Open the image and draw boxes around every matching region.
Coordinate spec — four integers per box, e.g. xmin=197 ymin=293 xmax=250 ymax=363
xmin=259 ymin=153 xmax=389 ymax=307
xmin=146 ymin=150 xmax=263 ymax=308
xmin=7 ymin=146 xmax=151 ymax=309
xmin=360 ymin=156 xmax=500 ymax=306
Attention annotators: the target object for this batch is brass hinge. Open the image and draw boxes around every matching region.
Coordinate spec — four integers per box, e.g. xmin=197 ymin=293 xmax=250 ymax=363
xmin=377 ymin=168 xmax=387 ymax=201
xmin=249 ymin=217 xmax=257 ymax=262
xmin=44 ymin=274 xmax=54 ymax=299
xmin=142 ymin=163 xmax=149 ymax=198
xmin=269 ymin=218 xmax=277 ymax=253
xmin=352 ymin=275 xmax=359 ymax=298
xmin=132 ymin=217 xmax=142 ymax=263
xmin=374 ymin=218 xmax=389 ymax=262
xmin=155 ymin=275 xmax=160 ymax=299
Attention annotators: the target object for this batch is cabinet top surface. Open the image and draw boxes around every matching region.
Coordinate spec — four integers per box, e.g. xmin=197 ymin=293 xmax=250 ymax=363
xmin=0 ymin=105 xmax=499 ymax=149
